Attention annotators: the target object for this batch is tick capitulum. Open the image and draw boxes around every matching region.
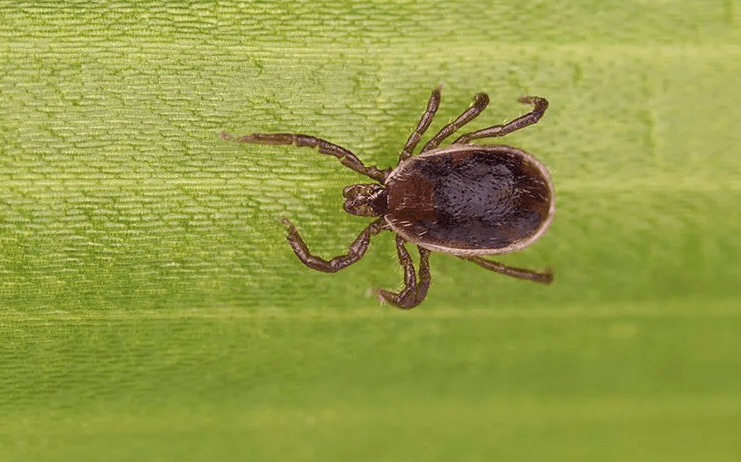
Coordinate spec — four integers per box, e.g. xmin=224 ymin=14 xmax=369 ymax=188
xmin=221 ymin=87 xmax=555 ymax=309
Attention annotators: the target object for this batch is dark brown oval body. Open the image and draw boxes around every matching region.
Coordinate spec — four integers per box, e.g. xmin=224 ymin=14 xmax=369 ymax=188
xmin=383 ymin=144 xmax=555 ymax=256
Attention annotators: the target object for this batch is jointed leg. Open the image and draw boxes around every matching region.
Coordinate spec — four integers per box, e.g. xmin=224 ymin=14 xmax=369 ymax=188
xmin=398 ymin=86 xmax=442 ymax=162
xmin=420 ymin=92 xmax=490 ymax=152
xmin=462 ymin=256 xmax=553 ymax=284
xmin=376 ymin=236 xmax=432 ymax=309
xmin=453 ymin=96 xmax=549 ymax=144
xmin=220 ymin=132 xmax=391 ymax=183
xmin=283 ymin=217 xmax=385 ymax=273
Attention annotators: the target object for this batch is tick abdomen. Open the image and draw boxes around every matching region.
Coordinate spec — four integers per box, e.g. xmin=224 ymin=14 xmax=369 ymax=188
xmin=385 ymin=145 xmax=553 ymax=254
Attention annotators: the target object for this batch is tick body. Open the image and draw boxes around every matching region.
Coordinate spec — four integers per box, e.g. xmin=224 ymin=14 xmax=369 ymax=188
xmin=385 ymin=144 xmax=554 ymax=256
xmin=221 ymin=87 xmax=554 ymax=309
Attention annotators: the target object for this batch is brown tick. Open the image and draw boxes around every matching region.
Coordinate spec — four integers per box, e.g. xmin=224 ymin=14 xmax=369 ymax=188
xmin=220 ymin=87 xmax=554 ymax=309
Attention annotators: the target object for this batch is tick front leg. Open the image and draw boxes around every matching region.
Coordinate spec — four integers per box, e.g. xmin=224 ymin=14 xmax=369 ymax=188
xmin=220 ymin=132 xmax=391 ymax=183
xmin=376 ymin=236 xmax=432 ymax=309
xmin=282 ymin=217 xmax=385 ymax=273
xmin=453 ymin=96 xmax=549 ymax=144
xmin=462 ymin=256 xmax=553 ymax=284
xmin=398 ymin=86 xmax=442 ymax=162
xmin=420 ymin=92 xmax=490 ymax=152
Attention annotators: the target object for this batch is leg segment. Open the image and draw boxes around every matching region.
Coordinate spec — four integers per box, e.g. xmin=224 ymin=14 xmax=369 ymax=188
xmin=220 ymin=132 xmax=391 ymax=183
xmin=453 ymin=96 xmax=549 ymax=144
xmin=463 ymin=256 xmax=553 ymax=284
xmin=283 ymin=217 xmax=385 ymax=273
xmin=420 ymin=92 xmax=490 ymax=152
xmin=376 ymin=236 xmax=432 ymax=309
xmin=398 ymin=86 xmax=442 ymax=163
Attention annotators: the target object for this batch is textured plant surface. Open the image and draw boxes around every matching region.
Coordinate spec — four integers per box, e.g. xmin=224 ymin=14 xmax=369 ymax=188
xmin=1 ymin=1 xmax=740 ymax=461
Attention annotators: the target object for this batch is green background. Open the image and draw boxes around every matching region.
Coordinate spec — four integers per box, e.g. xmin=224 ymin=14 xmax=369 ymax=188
xmin=2 ymin=1 xmax=741 ymax=460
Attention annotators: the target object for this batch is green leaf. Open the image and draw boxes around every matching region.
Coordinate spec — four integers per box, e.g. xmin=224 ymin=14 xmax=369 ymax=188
xmin=2 ymin=1 xmax=740 ymax=460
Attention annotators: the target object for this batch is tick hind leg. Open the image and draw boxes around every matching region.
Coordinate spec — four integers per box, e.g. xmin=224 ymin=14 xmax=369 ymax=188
xmin=376 ymin=236 xmax=432 ymax=309
xmin=283 ymin=217 xmax=385 ymax=273
xmin=220 ymin=132 xmax=391 ymax=183
xmin=463 ymin=256 xmax=553 ymax=284
xmin=420 ymin=92 xmax=490 ymax=152
xmin=398 ymin=86 xmax=442 ymax=163
xmin=453 ymin=96 xmax=549 ymax=144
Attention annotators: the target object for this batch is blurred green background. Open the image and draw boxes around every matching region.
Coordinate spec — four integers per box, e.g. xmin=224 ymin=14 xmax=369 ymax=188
xmin=1 ymin=1 xmax=740 ymax=460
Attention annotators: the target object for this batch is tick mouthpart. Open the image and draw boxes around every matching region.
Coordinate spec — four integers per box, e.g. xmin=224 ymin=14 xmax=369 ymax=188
xmin=342 ymin=184 xmax=387 ymax=217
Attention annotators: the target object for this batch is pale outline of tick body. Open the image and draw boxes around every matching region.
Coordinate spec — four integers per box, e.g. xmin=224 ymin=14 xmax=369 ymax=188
xmin=221 ymin=86 xmax=554 ymax=309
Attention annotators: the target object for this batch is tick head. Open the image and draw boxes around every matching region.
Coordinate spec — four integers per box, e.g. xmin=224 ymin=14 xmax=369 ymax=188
xmin=342 ymin=184 xmax=387 ymax=217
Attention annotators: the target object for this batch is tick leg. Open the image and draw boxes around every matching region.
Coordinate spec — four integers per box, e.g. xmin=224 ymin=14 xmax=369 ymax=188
xmin=398 ymin=86 xmax=442 ymax=162
xmin=376 ymin=236 xmax=432 ymax=309
xmin=220 ymin=132 xmax=391 ymax=183
xmin=453 ymin=96 xmax=549 ymax=144
xmin=462 ymin=256 xmax=553 ymax=284
xmin=282 ymin=217 xmax=385 ymax=273
xmin=420 ymin=92 xmax=490 ymax=152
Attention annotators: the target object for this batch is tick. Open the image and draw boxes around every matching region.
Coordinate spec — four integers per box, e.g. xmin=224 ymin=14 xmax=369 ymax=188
xmin=220 ymin=87 xmax=554 ymax=309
